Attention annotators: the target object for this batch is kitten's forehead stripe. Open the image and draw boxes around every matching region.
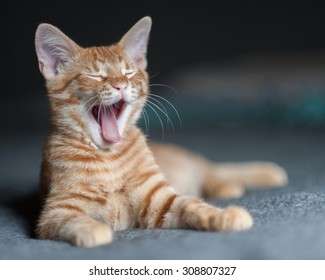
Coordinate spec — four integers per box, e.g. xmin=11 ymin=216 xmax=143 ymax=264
xmin=90 ymin=63 xmax=99 ymax=73
xmin=95 ymin=61 xmax=108 ymax=77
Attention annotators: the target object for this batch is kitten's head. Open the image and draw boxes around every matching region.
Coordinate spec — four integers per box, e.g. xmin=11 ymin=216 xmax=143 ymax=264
xmin=35 ymin=17 xmax=152 ymax=149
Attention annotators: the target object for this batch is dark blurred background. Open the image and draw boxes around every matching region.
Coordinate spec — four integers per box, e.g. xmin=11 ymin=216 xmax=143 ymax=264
xmin=1 ymin=0 xmax=325 ymax=132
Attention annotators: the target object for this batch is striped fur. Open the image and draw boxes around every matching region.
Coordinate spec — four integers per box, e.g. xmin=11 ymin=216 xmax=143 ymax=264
xmin=35 ymin=17 xmax=286 ymax=247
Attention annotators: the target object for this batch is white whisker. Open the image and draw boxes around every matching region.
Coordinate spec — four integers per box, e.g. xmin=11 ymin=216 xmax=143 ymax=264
xmin=83 ymin=97 xmax=99 ymax=119
xmin=147 ymin=99 xmax=175 ymax=131
xmin=149 ymin=93 xmax=182 ymax=127
xmin=108 ymin=104 xmax=115 ymax=116
xmin=98 ymin=102 xmax=102 ymax=125
xmin=84 ymin=95 xmax=98 ymax=107
xmin=141 ymin=110 xmax=149 ymax=134
xmin=146 ymin=103 xmax=165 ymax=139
xmin=143 ymin=108 xmax=150 ymax=133
xmin=148 ymin=96 xmax=169 ymax=116
xmin=148 ymin=96 xmax=173 ymax=128
xmin=149 ymin=83 xmax=182 ymax=126
xmin=149 ymin=83 xmax=179 ymax=95
xmin=149 ymin=72 xmax=160 ymax=79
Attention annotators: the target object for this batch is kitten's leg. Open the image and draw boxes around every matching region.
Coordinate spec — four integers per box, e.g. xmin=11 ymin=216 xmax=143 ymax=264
xmin=203 ymin=181 xmax=245 ymax=199
xmin=37 ymin=200 xmax=113 ymax=247
xmin=203 ymin=162 xmax=288 ymax=199
xmin=212 ymin=162 xmax=288 ymax=188
xmin=130 ymin=171 xmax=253 ymax=232
xmin=164 ymin=196 xmax=253 ymax=231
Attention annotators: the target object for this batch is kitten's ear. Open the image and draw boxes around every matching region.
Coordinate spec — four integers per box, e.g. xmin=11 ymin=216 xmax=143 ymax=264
xmin=35 ymin=24 xmax=80 ymax=79
xmin=119 ymin=17 xmax=152 ymax=70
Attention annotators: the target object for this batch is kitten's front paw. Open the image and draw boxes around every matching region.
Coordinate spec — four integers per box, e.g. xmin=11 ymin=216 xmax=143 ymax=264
xmin=214 ymin=206 xmax=253 ymax=231
xmin=71 ymin=222 xmax=113 ymax=247
xmin=185 ymin=202 xmax=253 ymax=232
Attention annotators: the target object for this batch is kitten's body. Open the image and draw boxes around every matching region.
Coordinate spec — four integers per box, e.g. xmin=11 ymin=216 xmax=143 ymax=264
xmin=35 ymin=17 xmax=287 ymax=247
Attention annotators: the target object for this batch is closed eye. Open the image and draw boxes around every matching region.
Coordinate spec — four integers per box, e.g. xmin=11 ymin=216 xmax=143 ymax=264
xmin=122 ymin=69 xmax=136 ymax=78
xmin=85 ymin=74 xmax=104 ymax=81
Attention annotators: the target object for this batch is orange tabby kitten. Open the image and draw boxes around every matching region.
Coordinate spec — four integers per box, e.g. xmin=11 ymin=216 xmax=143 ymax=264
xmin=35 ymin=17 xmax=287 ymax=247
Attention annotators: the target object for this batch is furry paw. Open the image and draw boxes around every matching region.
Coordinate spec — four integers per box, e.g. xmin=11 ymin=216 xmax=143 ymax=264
xmin=214 ymin=206 xmax=253 ymax=231
xmin=184 ymin=201 xmax=253 ymax=232
xmin=251 ymin=163 xmax=288 ymax=187
xmin=70 ymin=221 xmax=113 ymax=247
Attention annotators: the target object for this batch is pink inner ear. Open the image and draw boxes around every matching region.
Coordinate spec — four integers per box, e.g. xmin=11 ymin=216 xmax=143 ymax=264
xmin=38 ymin=61 xmax=44 ymax=73
xmin=135 ymin=56 xmax=144 ymax=65
xmin=125 ymin=35 xmax=148 ymax=69
xmin=41 ymin=43 xmax=61 ymax=76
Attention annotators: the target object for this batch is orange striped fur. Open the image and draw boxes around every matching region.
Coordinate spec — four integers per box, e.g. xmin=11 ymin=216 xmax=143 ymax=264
xmin=35 ymin=17 xmax=287 ymax=247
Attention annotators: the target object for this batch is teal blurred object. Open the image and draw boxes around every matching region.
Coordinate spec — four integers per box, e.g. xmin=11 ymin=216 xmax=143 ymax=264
xmin=143 ymin=53 xmax=325 ymax=129
xmin=287 ymin=91 xmax=325 ymax=126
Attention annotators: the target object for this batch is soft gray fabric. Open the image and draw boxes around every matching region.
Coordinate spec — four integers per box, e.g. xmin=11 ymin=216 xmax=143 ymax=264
xmin=1 ymin=127 xmax=325 ymax=259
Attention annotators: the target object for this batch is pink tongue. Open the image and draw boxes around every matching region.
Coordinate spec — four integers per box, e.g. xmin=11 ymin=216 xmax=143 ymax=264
xmin=100 ymin=108 xmax=121 ymax=143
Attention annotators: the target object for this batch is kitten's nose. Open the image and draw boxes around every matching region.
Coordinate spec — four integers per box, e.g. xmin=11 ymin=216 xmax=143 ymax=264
xmin=112 ymin=82 xmax=128 ymax=91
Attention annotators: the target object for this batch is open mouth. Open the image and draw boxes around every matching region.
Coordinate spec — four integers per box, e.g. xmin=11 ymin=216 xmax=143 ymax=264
xmin=91 ymin=100 xmax=126 ymax=143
